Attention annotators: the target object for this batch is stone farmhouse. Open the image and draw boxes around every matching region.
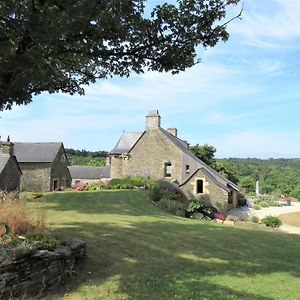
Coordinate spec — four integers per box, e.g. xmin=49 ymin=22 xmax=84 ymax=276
xmin=108 ymin=110 xmax=240 ymax=213
xmin=68 ymin=165 xmax=110 ymax=185
xmin=0 ymin=140 xmax=22 ymax=191
xmin=13 ymin=142 xmax=71 ymax=192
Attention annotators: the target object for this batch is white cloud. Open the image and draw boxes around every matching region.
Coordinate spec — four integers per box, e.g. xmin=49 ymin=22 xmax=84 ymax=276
xmin=230 ymin=0 xmax=300 ymax=48
xmin=257 ymin=60 xmax=284 ymax=75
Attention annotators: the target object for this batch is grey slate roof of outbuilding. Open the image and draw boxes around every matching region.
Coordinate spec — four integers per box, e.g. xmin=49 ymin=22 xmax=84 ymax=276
xmin=0 ymin=155 xmax=9 ymax=173
xmin=109 ymin=132 xmax=144 ymax=155
xmin=14 ymin=142 xmax=63 ymax=163
xmin=68 ymin=165 xmax=111 ymax=179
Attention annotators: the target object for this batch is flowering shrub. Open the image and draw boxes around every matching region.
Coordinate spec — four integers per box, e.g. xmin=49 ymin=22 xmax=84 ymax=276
xmin=212 ymin=212 xmax=226 ymax=221
xmin=71 ymin=182 xmax=87 ymax=191
xmin=149 ymin=180 xmax=188 ymax=204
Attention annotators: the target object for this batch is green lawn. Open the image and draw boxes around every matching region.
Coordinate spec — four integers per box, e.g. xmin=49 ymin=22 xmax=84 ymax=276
xmin=28 ymin=190 xmax=300 ymax=300
xmin=280 ymin=212 xmax=300 ymax=227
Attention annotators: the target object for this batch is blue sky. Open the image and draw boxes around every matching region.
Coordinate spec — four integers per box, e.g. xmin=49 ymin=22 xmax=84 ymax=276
xmin=1 ymin=0 xmax=300 ymax=158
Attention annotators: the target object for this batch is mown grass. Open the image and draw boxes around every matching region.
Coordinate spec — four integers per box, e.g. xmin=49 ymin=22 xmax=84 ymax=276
xmin=28 ymin=190 xmax=300 ymax=300
xmin=280 ymin=212 xmax=300 ymax=227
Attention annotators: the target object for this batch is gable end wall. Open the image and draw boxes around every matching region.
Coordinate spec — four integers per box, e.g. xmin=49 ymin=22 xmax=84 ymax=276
xmin=111 ymin=129 xmax=183 ymax=181
xmin=0 ymin=157 xmax=21 ymax=191
xmin=51 ymin=145 xmax=71 ymax=190
xmin=180 ymin=169 xmax=229 ymax=214
xmin=19 ymin=163 xmax=52 ymax=192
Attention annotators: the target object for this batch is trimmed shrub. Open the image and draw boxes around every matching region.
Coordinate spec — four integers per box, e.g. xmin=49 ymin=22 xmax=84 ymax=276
xmin=269 ymin=200 xmax=281 ymax=207
xmin=106 ymin=177 xmax=157 ymax=190
xmin=252 ymin=204 xmax=261 ymax=210
xmin=258 ymin=201 xmax=270 ymax=208
xmin=85 ymin=182 xmax=106 ymax=191
xmin=251 ymin=216 xmax=260 ymax=223
xmin=262 ymin=215 xmax=282 ymax=228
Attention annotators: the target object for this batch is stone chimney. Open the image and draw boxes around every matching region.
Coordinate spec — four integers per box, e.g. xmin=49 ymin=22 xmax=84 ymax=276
xmin=146 ymin=110 xmax=161 ymax=130
xmin=167 ymin=128 xmax=177 ymax=137
xmin=0 ymin=137 xmax=14 ymax=156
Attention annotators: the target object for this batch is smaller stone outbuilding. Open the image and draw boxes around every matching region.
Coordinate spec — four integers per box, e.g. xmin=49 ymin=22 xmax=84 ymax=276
xmin=68 ymin=165 xmax=111 ymax=185
xmin=0 ymin=140 xmax=22 ymax=191
xmin=13 ymin=142 xmax=71 ymax=192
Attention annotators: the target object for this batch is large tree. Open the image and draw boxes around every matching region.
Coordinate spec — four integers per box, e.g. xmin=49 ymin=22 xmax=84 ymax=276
xmin=0 ymin=0 xmax=240 ymax=110
xmin=189 ymin=143 xmax=216 ymax=166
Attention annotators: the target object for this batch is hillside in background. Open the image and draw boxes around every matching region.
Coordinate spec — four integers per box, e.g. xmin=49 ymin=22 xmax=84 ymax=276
xmin=219 ymin=158 xmax=300 ymax=199
xmin=65 ymin=148 xmax=107 ymax=167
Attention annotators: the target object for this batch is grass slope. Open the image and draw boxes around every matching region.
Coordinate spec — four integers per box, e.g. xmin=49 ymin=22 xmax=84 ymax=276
xmin=28 ymin=190 xmax=300 ymax=300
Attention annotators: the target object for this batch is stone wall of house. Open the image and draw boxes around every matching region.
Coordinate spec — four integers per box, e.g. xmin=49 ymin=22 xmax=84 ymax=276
xmin=180 ymin=169 xmax=229 ymax=214
xmin=20 ymin=163 xmax=51 ymax=192
xmin=0 ymin=238 xmax=86 ymax=300
xmin=110 ymin=155 xmax=123 ymax=179
xmin=111 ymin=129 xmax=183 ymax=182
xmin=51 ymin=146 xmax=71 ymax=190
xmin=228 ymin=187 xmax=239 ymax=209
xmin=0 ymin=157 xmax=21 ymax=191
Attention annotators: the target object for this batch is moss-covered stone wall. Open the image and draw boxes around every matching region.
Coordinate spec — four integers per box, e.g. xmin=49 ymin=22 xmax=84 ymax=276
xmin=0 ymin=238 xmax=86 ymax=300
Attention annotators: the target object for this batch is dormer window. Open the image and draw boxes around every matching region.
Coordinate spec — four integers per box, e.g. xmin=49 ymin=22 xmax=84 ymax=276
xmin=164 ymin=162 xmax=172 ymax=177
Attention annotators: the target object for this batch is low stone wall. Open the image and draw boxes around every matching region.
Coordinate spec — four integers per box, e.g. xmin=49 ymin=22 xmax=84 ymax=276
xmin=0 ymin=238 xmax=86 ymax=299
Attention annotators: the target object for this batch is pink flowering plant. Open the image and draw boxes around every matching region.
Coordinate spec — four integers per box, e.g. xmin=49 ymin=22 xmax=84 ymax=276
xmin=212 ymin=212 xmax=226 ymax=222
xmin=71 ymin=182 xmax=86 ymax=191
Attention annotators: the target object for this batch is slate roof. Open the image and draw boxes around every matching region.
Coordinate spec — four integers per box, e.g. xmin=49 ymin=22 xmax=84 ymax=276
xmin=0 ymin=155 xmax=9 ymax=173
xmin=68 ymin=165 xmax=111 ymax=179
xmin=14 ymin=142 xmax=63 ymax=163
xmin=109 ymin=132 xmax=144 ymax=155
xmin=0 ymin=154 xmax=22 ymax=176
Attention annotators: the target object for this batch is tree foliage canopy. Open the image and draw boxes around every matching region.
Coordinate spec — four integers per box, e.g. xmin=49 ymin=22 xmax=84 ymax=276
xmin=0 ymin=0 xmax=240 ymax=110
xmin=189 ymin=143 xmax=238 ymax=183
xmin=189 ymin=143 xmax=216 ymax=165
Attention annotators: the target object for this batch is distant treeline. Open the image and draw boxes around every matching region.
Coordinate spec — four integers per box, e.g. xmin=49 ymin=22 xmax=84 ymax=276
xmin=65 ymin=148 xmax=107 ymax=167
xmin=219 ymin=158 xmax=300 ymax=199
xmin=65 ymin=148 xmax=108 ymax=158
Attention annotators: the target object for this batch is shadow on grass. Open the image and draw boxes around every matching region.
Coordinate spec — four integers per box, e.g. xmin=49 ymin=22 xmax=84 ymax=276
xmin=36 ymin=191 xmax=300 ymax=299
xmin=47 ymin=219 xmax=300 ymax=300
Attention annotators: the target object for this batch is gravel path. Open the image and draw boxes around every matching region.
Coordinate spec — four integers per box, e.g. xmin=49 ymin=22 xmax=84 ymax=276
xmin=228 ymin=201 xmax=300 ymax=235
